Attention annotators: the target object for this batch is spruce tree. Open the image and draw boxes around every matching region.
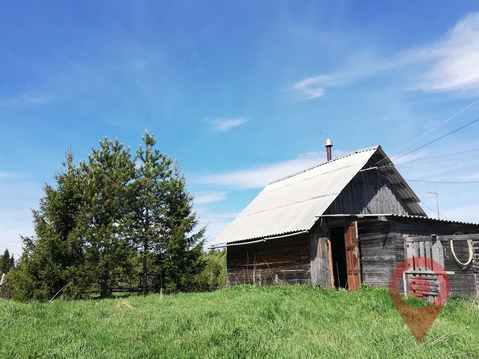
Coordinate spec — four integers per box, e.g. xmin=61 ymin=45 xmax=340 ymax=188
xmin=0 ymin=249 xmax=13 ymax=273
xmin=160 ymin=161 xmax=205 ymax=292
xmin=16 ymin=150 xmax=86 ymax=300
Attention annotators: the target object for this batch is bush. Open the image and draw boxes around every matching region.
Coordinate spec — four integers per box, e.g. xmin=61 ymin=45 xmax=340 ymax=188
xmin=198 ymin=249 xmax=227 ymax=291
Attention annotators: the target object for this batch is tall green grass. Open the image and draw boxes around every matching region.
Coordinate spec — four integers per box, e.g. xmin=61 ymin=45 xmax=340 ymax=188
xmin=0 ymin=285 xmax=477 ymax=358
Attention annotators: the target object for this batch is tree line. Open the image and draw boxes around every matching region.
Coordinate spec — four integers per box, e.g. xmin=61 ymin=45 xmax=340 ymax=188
xmin=1 ymin=132 xmax=225 ymax=301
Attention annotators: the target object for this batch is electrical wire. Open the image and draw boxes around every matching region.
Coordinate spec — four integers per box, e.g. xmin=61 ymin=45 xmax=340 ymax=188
xmin=402 ymin=148 xmax=479 ymax=162
xmin=407 ymin=179 xmax=479 ymax=184
xmin=391 ymin=118 xmax=479 ymax=163
xmin=399 ymin=157 xmax=478 ymax=166
xmin=374 ymin=98 xmax=479 ymax=168
xmin=392 ymin=98 xmax=479 ymax=155
xmin=419 ymin=201 xmax=451 ymax=221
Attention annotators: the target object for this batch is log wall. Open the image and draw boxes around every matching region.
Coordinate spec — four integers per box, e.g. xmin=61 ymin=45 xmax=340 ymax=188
xmin=225 ymin=216 xmax=479 ymax=296
xmin=227 ymin=233 xmax=311 ymax=286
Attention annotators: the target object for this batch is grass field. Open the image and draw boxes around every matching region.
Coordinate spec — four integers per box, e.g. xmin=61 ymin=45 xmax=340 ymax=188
xmin=0 ymin=285 xmax=478 ymax=358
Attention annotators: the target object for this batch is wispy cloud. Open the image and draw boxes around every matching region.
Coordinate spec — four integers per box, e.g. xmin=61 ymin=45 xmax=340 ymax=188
xmin=196 ymin=209 xmax=241 ymax=245
xmin=289 ymin=12 xmax=479 ymax=100
xmin=288 ymin=55 xmax=393 ymax=100
xmin=206 ymin=117 xmax=248 ymax=132
xmin=0 ymin=92 xmax=54 ymax=107
xmin=464 ymin=172 xmax=479 ymax=181
xmin=200 ymin=151 xmax=332 ymax=190
xmin=193 ymin=191 xmax=228 ymax=205
xmin=0 ymin=171 xmax=24 ymax=180
xmin=411 ymin=13 xmax=479 ymax=93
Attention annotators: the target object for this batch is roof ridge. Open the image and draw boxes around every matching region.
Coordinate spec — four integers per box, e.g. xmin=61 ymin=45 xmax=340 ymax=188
xmin=268 ymin=145 xmax=380 ymax=185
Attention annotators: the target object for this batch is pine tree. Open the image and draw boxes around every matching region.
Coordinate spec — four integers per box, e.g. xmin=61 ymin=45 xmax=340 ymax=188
xmin=135 ymin=131 xmax=172 ymax=293
xmin=80 ymin=138 xmax=136 ymax=298
xmin=160 ymin=161 xmax=205 ymax=292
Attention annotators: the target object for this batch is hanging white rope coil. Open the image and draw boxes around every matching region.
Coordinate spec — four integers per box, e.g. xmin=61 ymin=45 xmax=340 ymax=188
xmin=450 ymin=239 xmax=473 ymax=266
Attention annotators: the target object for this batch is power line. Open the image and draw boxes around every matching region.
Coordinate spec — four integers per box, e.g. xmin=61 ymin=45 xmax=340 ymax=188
xmin=407 ymin=179 xmax=479 ymax=184
xmin=374 ymin=98 xmax=479 ymax=167
xmin=392 ymin=98 xmax=479 ymax=156
xmin=399 ymin=157 xmax=478 ymax=166
xmin=391 ymin=118 xmax=479 ymax=163
xmin=398 ymin=148 xmax=479 ymax=163
xmin=420 ymin=200 xmax=451 ymax=221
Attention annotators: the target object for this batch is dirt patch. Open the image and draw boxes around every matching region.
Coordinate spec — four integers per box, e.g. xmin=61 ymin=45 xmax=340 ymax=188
xmin=116 ymin=300 xmax=134 ymax=309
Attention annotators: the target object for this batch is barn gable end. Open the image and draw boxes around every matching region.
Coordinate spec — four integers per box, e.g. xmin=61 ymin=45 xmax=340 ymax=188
xmin=325 ymin=163 xmax=410 ymax=216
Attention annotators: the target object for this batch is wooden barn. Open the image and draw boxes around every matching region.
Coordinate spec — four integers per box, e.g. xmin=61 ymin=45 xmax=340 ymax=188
xmin=213 ymin=144 xmax=479 ymax=297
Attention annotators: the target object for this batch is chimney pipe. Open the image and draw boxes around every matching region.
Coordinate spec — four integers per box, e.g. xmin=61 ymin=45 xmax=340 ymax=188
xmin=325 ymin=139 xmax=333 ymax=161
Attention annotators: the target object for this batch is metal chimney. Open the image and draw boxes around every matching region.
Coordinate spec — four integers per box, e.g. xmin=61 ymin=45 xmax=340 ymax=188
xmin=325 ymin=139 xmax=333 ymax=161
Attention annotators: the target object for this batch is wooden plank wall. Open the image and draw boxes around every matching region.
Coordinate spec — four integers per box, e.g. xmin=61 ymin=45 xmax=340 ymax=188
xmin=474 ymin=240 xmax=479 ymax=296
xmin=356 ymin=220 xmax=397 ymax=288
xmin=227 ymin=233 xmax=311 ymax=286
xmin=324 ymin=169 xmax=409 ymax=216
xmin=357 ymin=218 xmax=479 ymax=296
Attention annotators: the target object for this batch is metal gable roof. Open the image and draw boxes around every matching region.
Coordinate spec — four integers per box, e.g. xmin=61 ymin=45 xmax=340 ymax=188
xmin=212 ymin=146 xmax=426 ymax=245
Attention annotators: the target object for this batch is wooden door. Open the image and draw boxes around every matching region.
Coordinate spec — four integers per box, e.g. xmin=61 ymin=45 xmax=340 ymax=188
xmin=344 ymin=221 xmax=361 ymax=291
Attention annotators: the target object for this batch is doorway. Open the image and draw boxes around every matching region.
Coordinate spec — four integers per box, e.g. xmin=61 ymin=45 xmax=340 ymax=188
xmin=330 ymin=227 xmax=348 ymax=289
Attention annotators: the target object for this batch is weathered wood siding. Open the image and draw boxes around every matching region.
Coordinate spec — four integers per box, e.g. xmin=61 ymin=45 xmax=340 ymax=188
xmin=356 ymin=217 xmax=479 ymax=296
xmin=440 ymin=235 xmax=479 ymax=296
xmin=474 ymin=240 xmax=479 ymax=296
xmin=227 ymin=233 xmax=311 ymax=286
xmin=357 ymin=220 xmax=396 ymax=288
xmin=310 ymin=220 xmax=332 ymax=289
xmin=325 ymin=170 xmax=409 ymax=216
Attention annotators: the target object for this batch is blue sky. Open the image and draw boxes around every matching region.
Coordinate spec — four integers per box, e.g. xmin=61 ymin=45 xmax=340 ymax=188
xmin=1 ymin=1 xmax=479 ymax=258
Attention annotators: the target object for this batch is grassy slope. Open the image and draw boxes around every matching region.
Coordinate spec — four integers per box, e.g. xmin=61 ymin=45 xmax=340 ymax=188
xmin=0 ymin=285 xmax=478 ymax=359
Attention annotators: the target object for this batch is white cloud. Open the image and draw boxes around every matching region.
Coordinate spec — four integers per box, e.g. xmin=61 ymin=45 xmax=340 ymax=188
xmin=412 ymin=13 xmax=479 ymax=92
xmin=289 ymin=12 xmax=479 ymax=99
xmin=197 ymin=210 xmax=241 ymax=246
xmin=206 ymin=118 xmax=248 ymax=132
xmin=288 ymin=54 xmax=392 ymax=100
xmin=193 ymin=191 xmax=228 ymax=205
xmin=289 ymin=76 xmax=327 ymax=100
xmin=200 ymin=151 xmax=329 ymax=190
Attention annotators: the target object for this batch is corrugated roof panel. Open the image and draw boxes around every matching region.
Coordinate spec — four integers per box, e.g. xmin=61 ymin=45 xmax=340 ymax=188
xmin=213 ymin=147 xmax=379 ymax=245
